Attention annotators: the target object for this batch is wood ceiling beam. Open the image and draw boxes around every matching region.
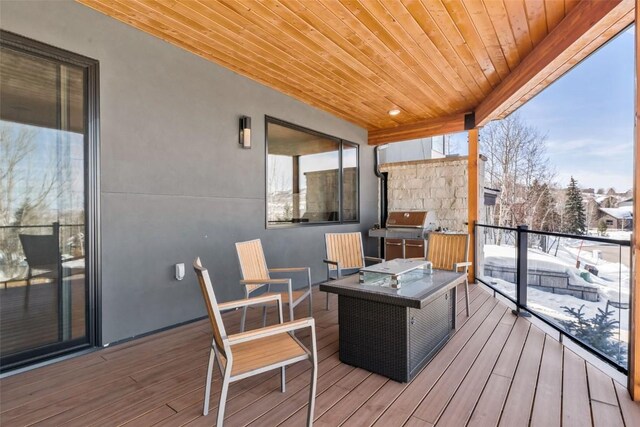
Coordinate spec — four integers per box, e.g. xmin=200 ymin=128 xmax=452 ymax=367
xmin=367 ymin=112 xmax=471 ymax=145
xmin=475 ymin=0 xmax=633 ymax=126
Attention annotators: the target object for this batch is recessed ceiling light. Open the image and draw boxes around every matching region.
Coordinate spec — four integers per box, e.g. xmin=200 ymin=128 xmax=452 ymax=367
xmin=388 ymin=109 xmax=401 ymax=116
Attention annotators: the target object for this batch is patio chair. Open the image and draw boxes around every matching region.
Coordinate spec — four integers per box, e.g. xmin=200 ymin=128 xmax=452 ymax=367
xmin=235 ymin=239 xmax=312 ymax=332
xmin=193 ymin=258 xmax=317 ymax=426
xmin=323 ymin=232 xmax=383 ymax=309
xmin=427 ymin=232 xmax=471 ymax=316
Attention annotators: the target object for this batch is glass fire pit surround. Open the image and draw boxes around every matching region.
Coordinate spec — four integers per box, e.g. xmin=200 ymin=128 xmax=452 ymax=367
xmin=359 ymin=258 xmax=432 ymax=288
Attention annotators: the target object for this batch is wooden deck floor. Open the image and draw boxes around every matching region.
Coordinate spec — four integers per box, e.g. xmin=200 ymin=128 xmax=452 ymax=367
xmin=2 ymin=285 xmax=639 ymax=426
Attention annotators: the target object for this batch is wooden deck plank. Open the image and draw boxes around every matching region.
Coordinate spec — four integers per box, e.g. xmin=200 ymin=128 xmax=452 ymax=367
xmin=312 ymin=373 xmax=388 ymax=426
xmin=345 ymin=292 xmax=495 ymax=426
xmin=498 ymin=325 xmax=546 ymax=426
xmin=409 ymin=305 xmax=509 ymax=424
xmin=373 ymin=300 xmax=506 ymax=425
xmin=466 ymin=317 xmax=530 ymax=427
xmin=343 ymin=287 xmax=492 ymax=426
xmin=562 ymin=348 xmax=593 ymax=427
xmin=0 ymin=286 xmax=635 ymax=427
xmin=160 ymin=335 xmax=341 ymax=426
xmin=587 ymin=362 xmax=620 ymax=406
xmin=120 ymin=404 xmax=177 ymax=426
xmin=591 ymin=400 xmax=624 ymax=427
xmin=242 ymin=363 xmax=361 ymax=426
xmin=614 ymin=380 xmax=640 ymax=426
xmin=466 ymin=374 xmax=511 ymax=427
xmin=277 ymin=369 xmax=376 ymax=427
xmin=431 ymin=310 xmax=517 ymax=426
xmin=530 ymin=335 xmax=563 ymax=427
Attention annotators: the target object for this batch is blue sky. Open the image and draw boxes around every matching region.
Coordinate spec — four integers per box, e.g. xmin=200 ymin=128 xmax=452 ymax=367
xmin=450 ymin=25 xmax=634 ymax=192
xmin=518 ymin=25 xmax=634 ymax=191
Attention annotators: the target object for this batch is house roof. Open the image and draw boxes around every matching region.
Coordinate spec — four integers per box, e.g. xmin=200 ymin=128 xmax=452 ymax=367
xmin=78 ymin=1 xmax=633 ymax=144
xmin=600 ymin=207 xmax=633 ymax=220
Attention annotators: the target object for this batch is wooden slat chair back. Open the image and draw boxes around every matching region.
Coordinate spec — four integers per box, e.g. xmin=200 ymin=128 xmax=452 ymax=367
xmin=325 ymin=232 xmax=365 ymax=271
xmin=235 ymin=239 xmax=270 ymax=292
xmin=323 ymin=232 xmax=382 ymax=310
xmin=194 ymin=257 xmax=228 ymax=359
xmin=427 ymin=232 xmax=471 ymax=316
xmin=193 ymin=258 xmax=317 ymax=426
xmin=235 ymin=239 xmax=313 ymax=332
xmin=428 ymin=233 xmax=468 ymax=270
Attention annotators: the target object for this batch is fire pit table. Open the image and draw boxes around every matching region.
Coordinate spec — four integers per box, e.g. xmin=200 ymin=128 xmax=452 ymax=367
xmin=320 ymin=260 xmax=464 ymax=382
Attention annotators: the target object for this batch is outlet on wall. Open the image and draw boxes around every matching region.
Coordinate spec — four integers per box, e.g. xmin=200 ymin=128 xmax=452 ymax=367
xmin=175 ymin=263 xmax=185 ymax=281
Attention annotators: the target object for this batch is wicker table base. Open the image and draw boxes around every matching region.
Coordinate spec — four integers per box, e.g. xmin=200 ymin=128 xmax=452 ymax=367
xmin=338 ymin=289 xmax=454 ymax=382
xmin=321 ymin=269 xmax=463 ymax=382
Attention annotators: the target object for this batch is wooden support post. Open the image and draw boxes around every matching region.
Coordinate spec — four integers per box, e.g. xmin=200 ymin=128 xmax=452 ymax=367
xmin=467 ymin=128 xmax=479 ymax=283
xmin=630 ymin=1 xmax=640 ymax=401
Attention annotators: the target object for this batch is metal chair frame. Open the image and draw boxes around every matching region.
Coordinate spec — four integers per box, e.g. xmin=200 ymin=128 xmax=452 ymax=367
xmin=193 ymin=258 xmax=318 ymax=426
xmin=426 ymin=232 xmax=472 ymax=316
xmin=235 ymin=239 xmax=312 ymax=331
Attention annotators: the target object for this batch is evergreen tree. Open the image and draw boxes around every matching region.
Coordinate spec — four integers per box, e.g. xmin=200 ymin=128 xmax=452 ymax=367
xmin=560 ymin=305 xmax=626 ymax=364
xmin=597 ymin=219 xmax=608 ymax=236
xmin=563 ymin=177 xmax=587 ymax=235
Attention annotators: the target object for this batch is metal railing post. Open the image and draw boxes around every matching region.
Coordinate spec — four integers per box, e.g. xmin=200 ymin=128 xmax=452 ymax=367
xmin=514 ymin=225 xmax=530 ymax=317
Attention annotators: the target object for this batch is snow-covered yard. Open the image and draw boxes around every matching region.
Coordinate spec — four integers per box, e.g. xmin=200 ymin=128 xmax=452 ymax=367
xmin=481 ymin=243 xmax=630 ymax=345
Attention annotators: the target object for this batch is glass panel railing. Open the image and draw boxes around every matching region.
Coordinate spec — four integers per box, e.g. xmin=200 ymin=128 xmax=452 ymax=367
xmin=526 ymin=232 xmax=629 ymax=369
xmin=475 ymin=224 xmax=518 ymax=304
xmin=475 ymin=224 xmax=630 ymax=372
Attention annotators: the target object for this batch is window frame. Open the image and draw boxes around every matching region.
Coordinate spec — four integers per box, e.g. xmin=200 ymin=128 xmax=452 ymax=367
xmin=264 ymin=116 xmax=360 ymax=229
xmin=0 ymin=30 xmax=101 ymax=371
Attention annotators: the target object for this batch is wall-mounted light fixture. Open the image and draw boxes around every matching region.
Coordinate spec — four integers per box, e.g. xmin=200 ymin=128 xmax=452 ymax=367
xmin=239 ymin=116 xmax=251 ymax=149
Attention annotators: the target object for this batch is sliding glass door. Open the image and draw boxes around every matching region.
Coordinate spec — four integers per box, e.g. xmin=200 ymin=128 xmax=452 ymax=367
xmin=0 ymin=31 xmax=99 ymax=370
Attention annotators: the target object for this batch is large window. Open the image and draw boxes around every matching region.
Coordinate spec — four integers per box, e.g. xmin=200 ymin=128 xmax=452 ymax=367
xmin=266 ymin=117 xmax=359 ymax=226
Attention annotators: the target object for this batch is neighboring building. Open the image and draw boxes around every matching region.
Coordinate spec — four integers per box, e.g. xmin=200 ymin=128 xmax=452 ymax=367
xmin=619 ymin=197 xmax=633 ymax=207
xmin=598 ymin=207 xmax=633 ymax=230
xmin=378 ymin=135 xmax=447 ymax=164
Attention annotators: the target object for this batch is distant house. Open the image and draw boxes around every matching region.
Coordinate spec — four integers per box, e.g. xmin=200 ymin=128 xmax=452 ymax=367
xmin=598 ymin=207 xmax=632 ymax=230
xmin=619 ymin=197 xmax=633 ymax=207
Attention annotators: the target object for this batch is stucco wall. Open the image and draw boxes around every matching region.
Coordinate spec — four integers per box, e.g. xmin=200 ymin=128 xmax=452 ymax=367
xmin=1 ymin=1 xmax=377 ymax=345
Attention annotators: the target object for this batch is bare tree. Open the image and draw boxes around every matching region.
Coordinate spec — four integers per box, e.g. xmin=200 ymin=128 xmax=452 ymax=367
xmin=481 ymin=114 xmax=556 ymax=236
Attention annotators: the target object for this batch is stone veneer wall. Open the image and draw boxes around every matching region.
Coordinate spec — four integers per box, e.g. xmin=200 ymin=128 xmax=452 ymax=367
xmin=379 ymin=156 xmax=484 ymax=231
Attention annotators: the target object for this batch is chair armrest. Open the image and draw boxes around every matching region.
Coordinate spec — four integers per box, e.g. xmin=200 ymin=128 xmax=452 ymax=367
xmin=240 ymin=278 xmax=290 ymax=285
xmin=323 ymin=259 xmax=342 ymax=280
xmin=454 ymin=262 xmax=473 ymax=271
xmin=269 ymin=267 xmax=310 ymax=273
xmin=364 ymin=256 xmax=384 ymax=264
xmin=228 ymin=317 xmax=315 ymax=345
xmin=218 ymin=294 xmax=282 ymax=311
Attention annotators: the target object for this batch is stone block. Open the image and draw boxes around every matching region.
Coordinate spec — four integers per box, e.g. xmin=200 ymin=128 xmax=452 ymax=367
xmin=416 ymin=167 xmax=435 ymax=178
xmin=432 ymin=188 xmax=452 ymax=199
xmin=540 ymin=273 xmax=568 ymax=289
xmin=404 ymin=178 xmax=425 ymax=189
xmin=424 ymin=199 xmax=441 ymax=210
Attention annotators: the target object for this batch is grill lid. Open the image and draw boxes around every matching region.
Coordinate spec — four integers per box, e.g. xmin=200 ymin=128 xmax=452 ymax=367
xmin=386 ymin=211 xmax=437 ymax=229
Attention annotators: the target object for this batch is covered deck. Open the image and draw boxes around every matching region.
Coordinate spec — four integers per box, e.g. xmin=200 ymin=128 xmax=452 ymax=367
xmin=2 ymin=285 xmax=638 ymax=426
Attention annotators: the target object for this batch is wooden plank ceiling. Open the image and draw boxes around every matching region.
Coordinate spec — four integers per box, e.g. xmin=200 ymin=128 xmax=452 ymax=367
xmin=77 ymin=0 xmax=633 ymax=144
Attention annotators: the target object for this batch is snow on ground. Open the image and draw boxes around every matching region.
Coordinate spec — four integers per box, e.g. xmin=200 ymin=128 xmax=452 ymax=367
xmin=482 ymin=244 xmax=629 ymax=343
xmin=587 ymin=229 xmax=631 ymax=241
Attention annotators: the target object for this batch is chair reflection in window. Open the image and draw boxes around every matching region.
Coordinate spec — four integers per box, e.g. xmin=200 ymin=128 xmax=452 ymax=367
xmin=18 ymin=222 xmax=61 ymax=307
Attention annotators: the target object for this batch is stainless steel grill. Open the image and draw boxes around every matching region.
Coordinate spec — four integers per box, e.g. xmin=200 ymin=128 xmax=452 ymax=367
xmin=369 ymin=211 xmax=438 ymax=260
